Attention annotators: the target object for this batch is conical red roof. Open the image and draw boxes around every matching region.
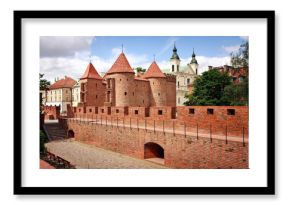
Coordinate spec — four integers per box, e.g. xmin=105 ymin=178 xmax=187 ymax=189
xmin=106 ymin=53 xmax=134 ymax=75
xmin=80 ymin=63 xmax=102 ymax=80
xmin=143 ymin=61 xmax=166 ymax=78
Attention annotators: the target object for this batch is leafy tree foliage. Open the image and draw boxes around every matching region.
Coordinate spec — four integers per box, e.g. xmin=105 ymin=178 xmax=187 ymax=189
xmin=39 ymin=73 xmax=50 ymax=90
xmin=231 ymin=40 xmax=249 ymax=68
xmin=222 ymin=78 xmax=248 ymax=106
xmin=184 ymin=69 xmax=232 ymax=106
xmin=135 ymin=67 xmax=146 ymax=73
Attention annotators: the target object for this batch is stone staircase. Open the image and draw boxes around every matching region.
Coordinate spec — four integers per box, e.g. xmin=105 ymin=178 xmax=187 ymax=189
xmin=43 ymin=121 xmax=67 ymax=141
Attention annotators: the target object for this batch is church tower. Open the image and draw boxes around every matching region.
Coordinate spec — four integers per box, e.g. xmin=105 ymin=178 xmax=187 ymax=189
xmin=170 ymin=43 xmax=181 ymax=73
xmin=188 ymin=48 xmax=199 ymax=75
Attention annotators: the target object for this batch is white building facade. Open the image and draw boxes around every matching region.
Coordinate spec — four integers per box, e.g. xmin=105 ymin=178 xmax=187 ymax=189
xmin=169 ymin=44 xmax=199 ymax=106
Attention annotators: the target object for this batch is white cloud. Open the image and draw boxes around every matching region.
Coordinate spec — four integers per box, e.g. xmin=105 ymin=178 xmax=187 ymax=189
xmin=40 ymin=36 xmax=94 ymax=57
xmin=222 ymin=45 xmax=240 ymax=54
xmin=240 ymin=36 xmax=249 ymax=41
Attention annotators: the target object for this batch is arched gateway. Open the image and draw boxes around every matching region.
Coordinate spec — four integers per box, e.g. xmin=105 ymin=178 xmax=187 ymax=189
xmin=67 ymin=130 xmax=75 ymax=138
xmin=144 ymin=142 xmax=164 ymax=160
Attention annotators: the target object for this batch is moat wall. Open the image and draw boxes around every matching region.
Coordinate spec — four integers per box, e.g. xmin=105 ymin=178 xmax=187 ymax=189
xmin=60 ymin=119 xmax=248 ymax=169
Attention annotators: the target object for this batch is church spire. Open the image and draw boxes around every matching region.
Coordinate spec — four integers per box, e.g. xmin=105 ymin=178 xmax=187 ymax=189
xmin=192 ymin=48 xmax=196 ymax=58
xmin=171 ymin=42 xmax=180 ymax=60
xmin=190 ymin=47 xmax=198 ymax=64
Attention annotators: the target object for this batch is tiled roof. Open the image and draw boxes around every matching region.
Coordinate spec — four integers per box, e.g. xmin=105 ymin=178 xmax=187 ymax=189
xmin=135 ymin=77 xmax=149 ymax=81
xmin=106 ymin=53 xmax=134 ymax=75
xmin=143 ymin=61 xmax=166 ymax=78
xmin=49 ymin=76 xmax=76 ymax=90
xmin=80 ymin=63 xmax=102 ymax=80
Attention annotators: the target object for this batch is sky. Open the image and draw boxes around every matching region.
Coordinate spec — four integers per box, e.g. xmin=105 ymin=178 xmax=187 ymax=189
xmin=40 ymin=36 xmax=248 ymax=82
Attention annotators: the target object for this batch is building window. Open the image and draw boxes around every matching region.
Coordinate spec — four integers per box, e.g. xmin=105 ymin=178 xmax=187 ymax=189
xmin=158 ymin=93 xmax=160 ymax=96
xmin=96 ymin=95 xmax=98 ymax=99
xmin=178 ymin=81 xmax=180 ymax=88
xmin=124 ymin=92 xmax=127 ymax=96
xmin=227 ymin=109 xmax=235 ymax=115
xmin=178 ymin=97 xmax=180 ymax=104
xmin=189 ymin=108 xmax=195 ymax=114
xmin=207 ymin=108 xmax=214 ymax=115
xmin=120 ymin=79 xmax=122 ymax=81
xmin=135 ymin=110 xmax=138 ymax=115
xmin=177 ymin=65 xmax=179 ymax=72
xmin=102 ymin=109 xmax=104 ymax=113
xmin=89 ymin=109 xmax=92 ymax=113
xmin=96 ymin=83 xmax=98 ymax=87
xmin=158 ymin=110 xmax=163 ymax=115
xmin=143 ymin=99 xmax=144 ymax=104
xmin=187 ymin=78 xmax=190 ymax=85
xmin=133 ymin=92 xmax=134 ymax=96
xmin=79 ymin=109 xmax=81 ymax=112
xmin=116 ymin=109 xmax=119 ymax=113
xmin=172 ymin=65 xmax=174 ymax=72
xmin=127 ymin=78 xmax=128 ymax=81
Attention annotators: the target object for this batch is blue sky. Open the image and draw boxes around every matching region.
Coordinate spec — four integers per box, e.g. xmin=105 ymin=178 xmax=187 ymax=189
xmin=40 ymin=36 xmax=248 ymax=82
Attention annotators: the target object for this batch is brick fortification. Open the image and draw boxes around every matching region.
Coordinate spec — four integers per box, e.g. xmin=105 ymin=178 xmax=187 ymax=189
xmin=43 ymin=105 xmax=60 ymax=120
xmin=61 ymin=51 xmax=248 ymax=169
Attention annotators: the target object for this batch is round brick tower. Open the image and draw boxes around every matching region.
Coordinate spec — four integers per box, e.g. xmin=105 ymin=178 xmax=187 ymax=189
xmin=143 ymin=61 xmax=167 ymax=106
xmin=104 ymin=52 xmax=135 ymax=107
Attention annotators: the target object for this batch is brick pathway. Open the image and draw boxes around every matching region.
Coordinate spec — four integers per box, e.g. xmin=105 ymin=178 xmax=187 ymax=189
xmin=45 ymin=140 xmax=167 ymax=169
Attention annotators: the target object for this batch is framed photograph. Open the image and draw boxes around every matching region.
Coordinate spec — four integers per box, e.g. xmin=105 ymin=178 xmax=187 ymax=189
xmin=14 ymin=10 xmax=275 ymax=195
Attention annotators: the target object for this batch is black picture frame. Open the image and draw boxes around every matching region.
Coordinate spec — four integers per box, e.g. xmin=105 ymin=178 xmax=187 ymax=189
xmin=14 ymin=10 xmax=275 ymax=195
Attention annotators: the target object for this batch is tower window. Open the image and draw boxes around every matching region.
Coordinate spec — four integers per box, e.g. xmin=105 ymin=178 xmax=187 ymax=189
xmin=207 ymin=108 xmax=214 ymax=115
xmin=158 ymin=110 xmax=163 ymax=115
xmin=133 ymin=92 xmax=134 ymax=96
xmin=158 ymin=93 xmax=160 ymax=96
xmin=135 ymin=110 xmax=138 ymax=115
xmin=116 ymin=109 xmax=119 ymax=113
xmin=227 ymin=109 xmax=235 ymax=115
xmin=96 ymin=83 xmax=97 ymax=87
xmin=172 ymin=65 xmax=174 ymax=72
xmin=124 ymin=92 xmax=127 ymax=96
xmin=89 ymin=109 xmax=92 ymax=113
xmin=120 ymin=79 xmax=122 ymax=81
xmin=96 ymin=95 xmax=98 ymax=98
xmin=102 ymin=109 xmax=104 ymax=113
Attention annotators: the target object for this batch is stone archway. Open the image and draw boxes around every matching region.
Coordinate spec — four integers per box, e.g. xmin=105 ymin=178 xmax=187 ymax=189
xmin=67 ymin=130 xmax=75 ymax=138
xmin=144 ymin=142 xmax=164 ymax=164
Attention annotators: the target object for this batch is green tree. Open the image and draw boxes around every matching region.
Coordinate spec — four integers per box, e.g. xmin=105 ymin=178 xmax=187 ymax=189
xmin=222 ymin=78 xmax=248 ymax=106
xmin=39 ymin=73 xmax=51 ymax=90
xmin=184 ymin=69 xmax=232 ymax=106
xmin=135 ymin=67 xmax=146 ymax=73
xmin=231 ymin=40 xmax=249 ymax=68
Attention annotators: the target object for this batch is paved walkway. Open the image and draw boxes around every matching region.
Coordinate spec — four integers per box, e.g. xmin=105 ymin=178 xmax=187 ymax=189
xmin=45 ymin=140 xmax=167 ymax=169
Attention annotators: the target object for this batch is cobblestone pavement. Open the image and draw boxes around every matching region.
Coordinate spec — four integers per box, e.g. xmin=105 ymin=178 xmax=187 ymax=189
xmin=45 ymin=140 xmax=167 ymax=169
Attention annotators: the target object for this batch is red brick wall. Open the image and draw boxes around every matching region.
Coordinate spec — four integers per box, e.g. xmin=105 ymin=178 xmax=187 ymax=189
xmin=80 ymin=79 xmax=105 ymax=107
xmin=177 ymin=106 xmax=248 ymax=137
xmin=43 ymin=105 xmax=60 ymax=120
xmin=149 ymin=106 xmax=174 ymax=120
xmin=61 ymin=119 xmax=248 ymax=169
xmin=128 ymin=107 xmax=149 ymax=118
